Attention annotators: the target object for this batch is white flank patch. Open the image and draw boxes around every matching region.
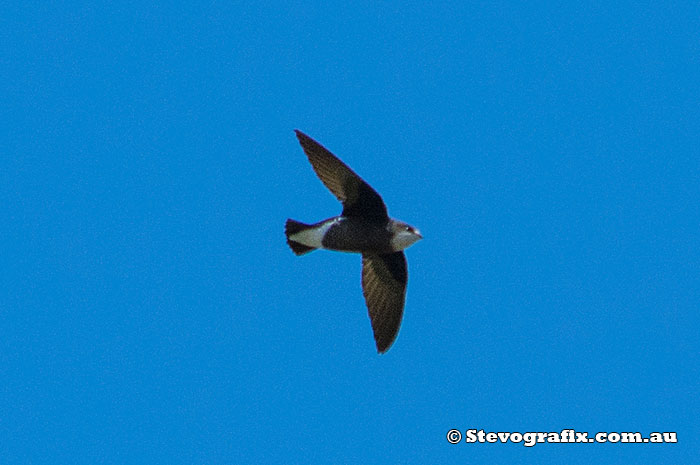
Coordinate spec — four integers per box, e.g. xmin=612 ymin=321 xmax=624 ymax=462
xmin=289 ymin=219 xmax=337 ymax=248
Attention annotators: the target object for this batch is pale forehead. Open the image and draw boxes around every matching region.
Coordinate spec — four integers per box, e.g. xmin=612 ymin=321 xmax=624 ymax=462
xmin=391 ymin=220 xmax=414 ymax=230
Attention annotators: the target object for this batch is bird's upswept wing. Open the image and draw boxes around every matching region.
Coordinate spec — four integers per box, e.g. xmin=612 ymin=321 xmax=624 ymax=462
xmin=294 ymin=130 xmax=388 ymax=222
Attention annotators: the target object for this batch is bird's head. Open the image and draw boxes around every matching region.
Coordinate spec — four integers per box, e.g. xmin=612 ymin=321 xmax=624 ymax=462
xmin=389 ymin=220 xmax=423 ymax=251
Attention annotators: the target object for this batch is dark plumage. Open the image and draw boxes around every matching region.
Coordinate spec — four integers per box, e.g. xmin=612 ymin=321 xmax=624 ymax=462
xmin=285 ymin=130 xmax=422 ymax=353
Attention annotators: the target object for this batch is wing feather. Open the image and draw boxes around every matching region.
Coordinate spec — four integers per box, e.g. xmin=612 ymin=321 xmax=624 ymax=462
xmin=361 ymin=252 xmax=408 ymax=353
xmin=295 ymin=130 xmax=389 ymax=221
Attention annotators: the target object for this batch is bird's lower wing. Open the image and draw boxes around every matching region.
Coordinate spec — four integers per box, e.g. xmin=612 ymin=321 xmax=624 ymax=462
xmin=361 ymin=252 xmax=408 ymax=353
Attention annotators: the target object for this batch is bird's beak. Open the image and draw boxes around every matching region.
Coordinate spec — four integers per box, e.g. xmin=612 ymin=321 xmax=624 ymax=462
xmin=415 ymin=230 xmax=423 ymax=239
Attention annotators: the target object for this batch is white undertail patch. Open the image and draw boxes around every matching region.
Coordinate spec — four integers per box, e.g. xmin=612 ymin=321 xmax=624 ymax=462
xmin=288 ymin=219 xmax=337 ymax=249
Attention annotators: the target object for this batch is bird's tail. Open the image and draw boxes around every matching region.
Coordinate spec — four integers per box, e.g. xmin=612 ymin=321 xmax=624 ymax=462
xmin=285 ymin=219 xmax=317 ymax=255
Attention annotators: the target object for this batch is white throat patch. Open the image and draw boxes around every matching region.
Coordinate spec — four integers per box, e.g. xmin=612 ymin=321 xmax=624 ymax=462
xmin=390 ymin=230 xmax=421 ymax=251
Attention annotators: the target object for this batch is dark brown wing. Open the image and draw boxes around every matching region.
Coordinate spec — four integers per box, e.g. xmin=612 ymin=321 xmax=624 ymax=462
xmin=361 ymin=252 xmax=408 ymax=353
xmin=295 ymin=130 xmax=388 ymax=222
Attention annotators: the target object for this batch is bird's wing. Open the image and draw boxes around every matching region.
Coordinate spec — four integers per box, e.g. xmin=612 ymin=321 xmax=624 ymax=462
xmin=295 ymin=130 xmax=388 ymax=222
xmin=361 ymin=252 xmax=407 ymax=353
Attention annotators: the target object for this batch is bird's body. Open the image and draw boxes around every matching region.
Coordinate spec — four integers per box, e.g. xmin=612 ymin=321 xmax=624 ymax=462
xmin=287 ymin=216 xmax=412 ymax=254
xmin=285 ymin=130 xmax=422 ymax=353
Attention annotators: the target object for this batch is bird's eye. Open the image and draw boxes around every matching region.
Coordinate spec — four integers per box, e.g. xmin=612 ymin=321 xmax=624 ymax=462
xmin=405 ymin=226 xmax=412 ymax=232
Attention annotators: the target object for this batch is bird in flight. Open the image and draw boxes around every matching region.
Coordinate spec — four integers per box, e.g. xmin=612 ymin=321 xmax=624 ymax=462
xmin=285 ymin=130 xmax=422 ymax=353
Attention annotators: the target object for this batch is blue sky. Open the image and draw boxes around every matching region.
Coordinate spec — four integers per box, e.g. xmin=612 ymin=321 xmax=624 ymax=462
xmin=2 ymin=1 xmax=698 ymax=463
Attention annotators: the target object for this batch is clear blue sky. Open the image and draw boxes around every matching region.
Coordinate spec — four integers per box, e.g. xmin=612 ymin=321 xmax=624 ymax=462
xmin=2 ymin=1 xmax=698 ymax=463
